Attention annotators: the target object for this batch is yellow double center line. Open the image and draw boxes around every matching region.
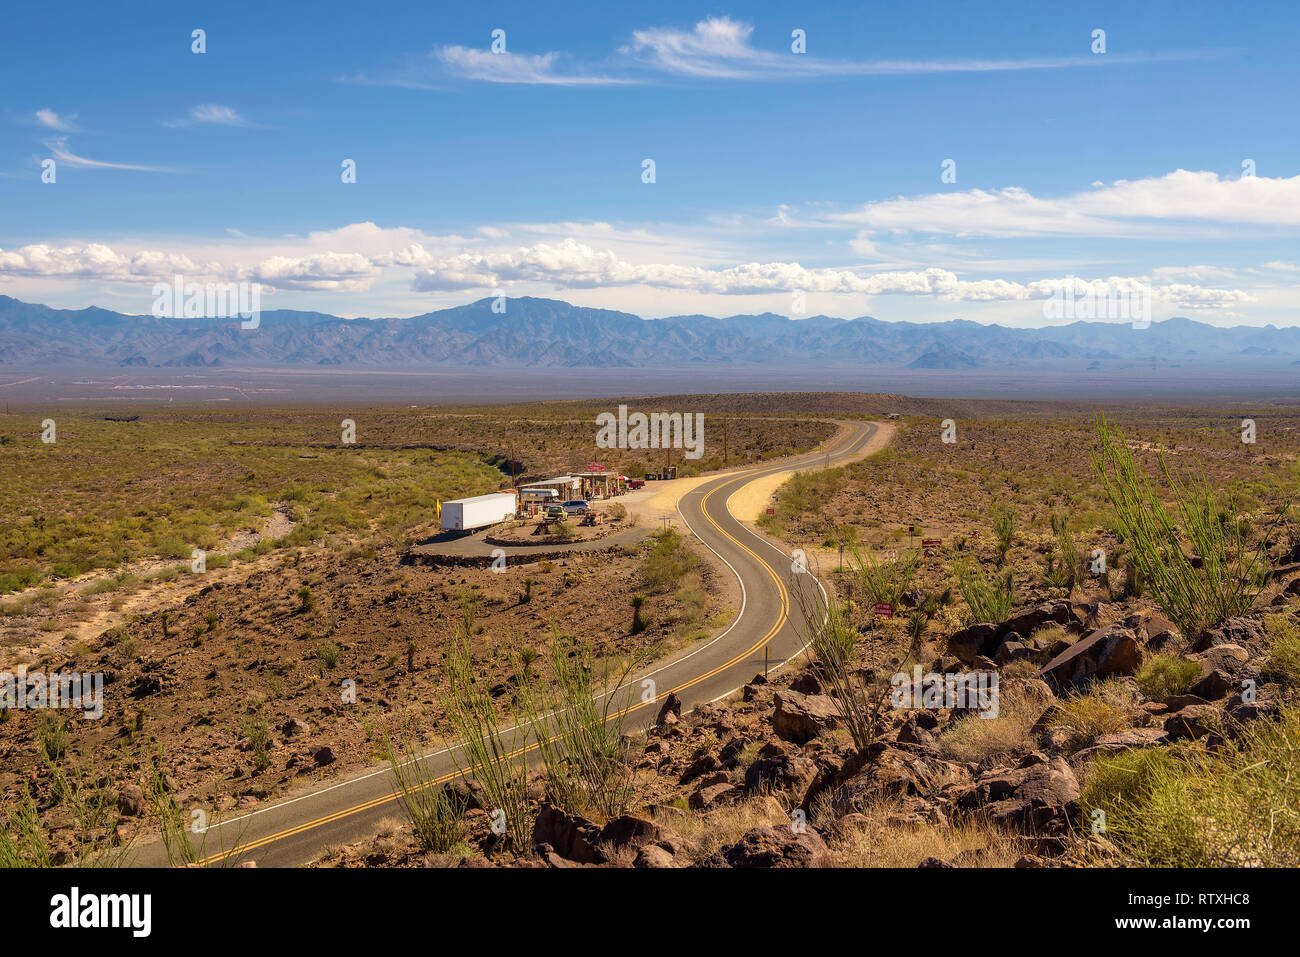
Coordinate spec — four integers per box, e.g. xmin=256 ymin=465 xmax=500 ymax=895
xmin=197 ymin=435 xmax=855 ymax=865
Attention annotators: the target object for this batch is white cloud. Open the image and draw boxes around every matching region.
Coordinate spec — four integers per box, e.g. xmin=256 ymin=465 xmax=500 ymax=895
xmin=624 ymin=17 xmax=1213 ymax=81
xmin=41 ymin=137 xmax=169 ymax=172
xmin=0 ymin=227 xmax=1260 ymax=316
xmin=366 ymin=16 xmax=1212 ymax=89
xmin=35 ymin=109 xmax=80 ymax=131
xmin=163 ymin=104 xmax=254 ymax=128
xmin=0 ymin=243 xmax=209 ymax=280
xmin=436 ymin=46 xmax=635 ymax=86
xmin=791 ymin=170 xmax=1300 ymax=240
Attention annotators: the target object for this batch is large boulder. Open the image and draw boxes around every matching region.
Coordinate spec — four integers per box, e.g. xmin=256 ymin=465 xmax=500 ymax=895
xmin=654 ymin=692 xmax=682 ymax=728
xmin=708 ymin=826 xmax=828 ymax=868
xmin=828 ymin=743 xmax=972 ymax=817
xmin=948 ymin=601 xmax=1079 ymax=664
xmin=1164 ymin=704 xmax=1221 ymax=740
xmin=743 ymin=750 xmax=818 ymax=798
xmin=597 ymin=815 xmax=664 ymax=850
xmin=1071 ymin=727 xmax=1170 ymax=765
xmin=1003 ymin=600 xmax=1080 ymax=640
xmin=1189 ymin=617 xmax=1269 ymax=657
xmin=963 ymin=755 xmax=1080 ymax=832
xmin=532 ymin=804 xmax=603 ymax=864
xmin=771 ymin=689 xmax=841 ymax=743
xmin=947 ymin=623 xmax=1000 ymax=665
xmin=1038 ymin=624 xmax=1142 ymax=688
xmin=689 ymin=782 xmax=738 ymax=810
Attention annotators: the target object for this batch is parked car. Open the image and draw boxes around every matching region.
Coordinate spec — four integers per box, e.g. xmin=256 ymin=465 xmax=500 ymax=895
xmin=558 ymin=499 xmax=591 ymax=514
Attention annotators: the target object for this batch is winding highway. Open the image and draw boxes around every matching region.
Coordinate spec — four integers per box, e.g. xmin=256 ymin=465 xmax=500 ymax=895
xmin=132 ymin=419 xmax=880 ymax=867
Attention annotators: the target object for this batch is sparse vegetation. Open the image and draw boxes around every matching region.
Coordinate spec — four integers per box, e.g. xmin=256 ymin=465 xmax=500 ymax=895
xmin=1091 ymin=416 xmax=1281 ymax=637
xmin=954 ymin=559 xmax=1015 ymax=624
xmin=1079 ymin=705 xmax=1300 ymax=866
xmin=1135 ymin=655 xmax=1202 ymax=701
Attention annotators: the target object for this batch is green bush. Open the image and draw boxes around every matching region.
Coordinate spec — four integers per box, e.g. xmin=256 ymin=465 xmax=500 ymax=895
xmin=1135 ymin=655 xmax=1202 ymax=701
xmin=1079 ymin=705 xmax=1300 ymax=866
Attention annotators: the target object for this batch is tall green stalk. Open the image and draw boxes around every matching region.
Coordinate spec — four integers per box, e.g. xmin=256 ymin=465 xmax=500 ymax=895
xmin=1090 ymin=416 xmax=1278 ymax=637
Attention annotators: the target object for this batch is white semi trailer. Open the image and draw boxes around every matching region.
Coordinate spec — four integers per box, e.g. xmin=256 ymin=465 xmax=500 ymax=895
xmin=441 ymin=491 xmax=517 ymax=532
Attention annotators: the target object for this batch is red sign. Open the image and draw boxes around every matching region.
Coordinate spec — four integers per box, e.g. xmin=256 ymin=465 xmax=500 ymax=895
xmin=586 ymin=462 xmax=604 ymax=473
xmin=765 ymin=507 xmax=775 ymax=515
xmin=874 ymin=602 xmax=894 ymax=618
xmin=922 ymin=538 xmax=942 ymax=552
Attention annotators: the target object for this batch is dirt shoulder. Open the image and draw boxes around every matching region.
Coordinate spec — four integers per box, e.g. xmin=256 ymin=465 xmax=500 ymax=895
xmin=728 ymin=421 xmax=895 ymax=523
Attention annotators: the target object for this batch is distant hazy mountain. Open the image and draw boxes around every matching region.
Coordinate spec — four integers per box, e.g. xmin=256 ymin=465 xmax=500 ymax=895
xmin=2 ymin=295 xmax=1298 ymax=371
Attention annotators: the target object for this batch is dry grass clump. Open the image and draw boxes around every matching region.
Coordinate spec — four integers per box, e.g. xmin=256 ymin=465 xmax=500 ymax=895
xmin=938 ymin=679 xmax=1052 ymax=763
xmin=666 ymin=795 xmax=792 ymax=861
xmin=1048 ymin=678 xmax=1142 ymax=753
xmin=822 ymin=795 xmax=1023 ymax=868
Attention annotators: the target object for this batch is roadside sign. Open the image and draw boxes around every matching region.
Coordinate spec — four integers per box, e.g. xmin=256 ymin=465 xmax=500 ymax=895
xmin=765 ymin=507 xmax=775 ymax=515
xmin=874 ymin=602 xmax=894 ymax=618
xmin=922 ymin=538 xmax=942 ymax=553
xmin=881 ymin=548 xmax=898 ymax=563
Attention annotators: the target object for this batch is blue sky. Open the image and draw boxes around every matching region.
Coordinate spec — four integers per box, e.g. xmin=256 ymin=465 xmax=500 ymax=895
xmin=2 ymin=0 xmax=1297 ymax=325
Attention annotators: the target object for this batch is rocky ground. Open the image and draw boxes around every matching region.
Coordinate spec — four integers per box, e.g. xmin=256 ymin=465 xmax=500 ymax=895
xmin=313 ymin=566 xmax=1300 ymax=869
xmin=0 ymin=527 xmax=725 ymax=863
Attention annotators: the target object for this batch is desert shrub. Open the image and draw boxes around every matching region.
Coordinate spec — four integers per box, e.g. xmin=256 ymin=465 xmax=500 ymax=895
xmin=954 ymin=560 xmax=1014 ymax=623
xmin=439 ymin=598 xmax=531 ymax=852
xmin=1262 ymin=613 xmax=1300 ymax=690
xmin=315 ymin=639 xmax=342 ymax=673
xmin=846 ymin=540 xmax=920 ymax=608
xmin=517 ymin=629 xmax=640 ymax=821
xmin=992 ymin=506 xmax=1016 ymax=563
xmin=1079 ymin=705 xmax=1300 ymax=866
xmin=794 ymin=588 xmax=892 ymax=750
xmin=1091 ymin=416 xmax=1278 ymax=637
xmin=1047 ymin=678 xmax=1140 ymax=752
xmin=386 ymin=739 xmax=467 ymax=855
xmin=0 ymin=786 xmax=51 ymax=867
xmin=640 ymin=528 xmax=697 ymax=592
xmin=939 ymin=681 xmax=1048 ymax=763
xmin=242 ymin=717 xmax=271 ymax=771
xmin=1135 ymin=655 xmax=1202 ymax=701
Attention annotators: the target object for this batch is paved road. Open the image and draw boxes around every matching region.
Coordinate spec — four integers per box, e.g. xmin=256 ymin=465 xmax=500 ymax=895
xmin=131 ymin=420 xmax=879 ymax=867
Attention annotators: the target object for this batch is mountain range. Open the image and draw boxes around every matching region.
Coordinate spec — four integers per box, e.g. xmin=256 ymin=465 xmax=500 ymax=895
xmin=2 ymin=294 xmax=1298 ymax=372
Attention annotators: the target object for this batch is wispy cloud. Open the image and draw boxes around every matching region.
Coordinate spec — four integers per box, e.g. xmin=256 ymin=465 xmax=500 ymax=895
xmin=163 ymin=104 xmax=255 ymax=128
xmin=410 ymin=15 xmax=1220 ymax=87
xmin=43 ymin=136 xmax=168 ymax=172
xmin=781 ymin=171 xmax=1300 ymax=241
xmin=624 ymin=17 xmax=1217 ymax=80
xmin=35 ymin=108 xmax=81 ymax=132
xmin=436 ymin=46 xmax=637 ymax=86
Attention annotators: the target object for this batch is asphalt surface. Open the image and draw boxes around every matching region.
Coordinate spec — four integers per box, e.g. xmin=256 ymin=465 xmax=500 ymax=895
xmin=131 ymin=420 xmax=879 ymax=867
